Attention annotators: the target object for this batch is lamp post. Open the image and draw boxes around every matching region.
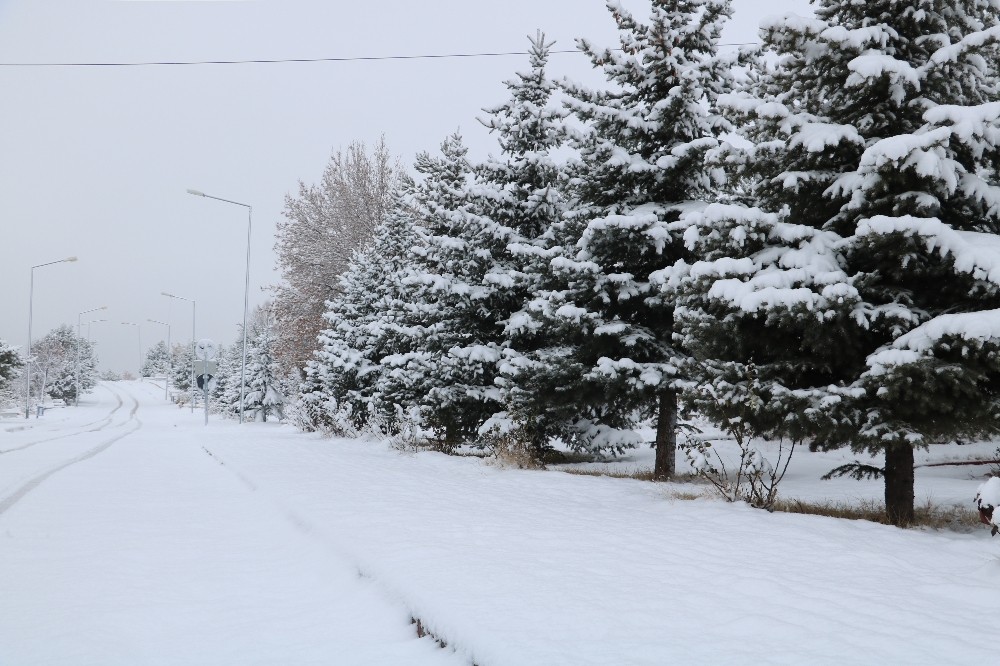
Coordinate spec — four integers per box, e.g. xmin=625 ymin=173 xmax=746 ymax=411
xmin=25 ymin=256 xmax=78 ymax=418
xmin=147 ymin=318 xmax=171 ymax=400
xmin=76 ymin=305 xmax=107 ymax=406
xmin=187 ymin=188 xmax=252 ymax=424
xmin=162 ymin=292 xmax=196 ymax=413
xmin=120 ymin=322 xmax=141 ymax=379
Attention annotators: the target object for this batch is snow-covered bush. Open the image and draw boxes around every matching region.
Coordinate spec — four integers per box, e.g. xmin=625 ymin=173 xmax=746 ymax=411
xmin=975 ymin=477 xmax=1000 ymax=536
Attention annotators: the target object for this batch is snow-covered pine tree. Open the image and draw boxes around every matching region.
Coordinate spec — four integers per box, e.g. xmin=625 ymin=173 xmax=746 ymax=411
xmin=467 ymin=31 xmax=576 ymax=455
xmin=30 ymin=324 xmax=99 ymax=404
xmin=303 ymin=185 xmax=421 ymax=434
xmin=211 ymin=342 xmax=239 ymax=417
xmin=677 ymin=0 xmax=1000 ymax=525
xmin=141 ymin=341 xmax=172 ymax=378
xmin=374 ymin=132 xmax=494 ymax=446
xmin=170 ymin=343 xmax=196 ymax=406
xmin=508 ymin=0 xmax=733 ymax=474
xmin=0 ymin=340 xmax=24 ymax=408
xmin=241 ymin=309 xmax=285 ymax=422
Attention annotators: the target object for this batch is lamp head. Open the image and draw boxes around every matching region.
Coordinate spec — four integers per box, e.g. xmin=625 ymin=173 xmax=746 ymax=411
xmin=186 ymin=189 xmax=205 ymax=197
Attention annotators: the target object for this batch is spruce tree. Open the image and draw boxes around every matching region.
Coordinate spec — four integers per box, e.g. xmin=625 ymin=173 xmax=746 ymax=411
xmin=0 ymin=340 xmax=23 ymax=409
xmin=213 ymin=342 xmax=241 ymax=418
xmin=373 ymin=132 xmax=490 ymax=445
xmin=170 ymin=343 xmax=196 ymax=406
xmin=463 ymin=31 xmax=573 ymax=455
xmin=678 ymin=0 xmax=1000 ymax=524
xmin=31 ymin=324 xmax=98 ymax=404
xmin=242 ymin=313 xmax=285 ymax=422
xmin=0 ymin=340 xmax=24 ymax=393
xmin=510 ymin=0 xmax=733 ymax=473
xmin=141 ymin=341 xmax=172 ymax=378
xmin=303 ymin=188 xmax=421 ymax=433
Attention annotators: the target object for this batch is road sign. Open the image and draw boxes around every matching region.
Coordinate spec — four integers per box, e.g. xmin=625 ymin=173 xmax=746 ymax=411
xmin=195 ymin=338 xmax=218 ymax=361
xmin=193 ymin=360 xmax=218 ymax=376
xmin=196 ymin=374 xmax=216 ymax=390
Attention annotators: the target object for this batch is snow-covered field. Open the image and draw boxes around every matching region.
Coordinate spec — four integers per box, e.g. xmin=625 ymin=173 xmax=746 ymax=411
xmin=2 ymin=381 xmax=998 ymax=665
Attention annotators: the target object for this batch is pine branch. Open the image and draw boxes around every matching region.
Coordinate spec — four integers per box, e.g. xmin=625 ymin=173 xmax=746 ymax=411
xmin=822 ymin=462 xmax=884 ymax=481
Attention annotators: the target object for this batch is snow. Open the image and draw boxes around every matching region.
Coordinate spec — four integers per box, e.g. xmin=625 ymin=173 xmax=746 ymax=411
xmin=3 ymin=381 xmax=1000 ymax=665
xmin=856 ymin=215 xmax=1000 ymax=286
xmin=846 ymin=52 xmax=920 ymax=90
xmin=929 ymin=24 xmax=1000 ymax=66
xmin=977 ymin=477 xmax=1000 ymax=511
xmin=787 ymin=122 xmax=864 ymax=153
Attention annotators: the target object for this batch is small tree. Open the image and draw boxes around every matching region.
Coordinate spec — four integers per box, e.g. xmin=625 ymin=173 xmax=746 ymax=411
xmin=0 ymin=340 xmax=24 ymax=409
xmin=170 ymin=343 xmax=196 ymax=406
xmin=141 ymin=340 xmax=172 ymax=378
xmin=241 ymin=307 xmax=286 ymax=422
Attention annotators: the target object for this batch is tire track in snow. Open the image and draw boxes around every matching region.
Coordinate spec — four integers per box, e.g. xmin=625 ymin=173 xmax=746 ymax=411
xmin=0 ymin=387 xmax=142 ymax=517
xmin=198 ymin=443 xmax=476 ymax=664
xmin=0 ymin=384 xmax=125 ymax=454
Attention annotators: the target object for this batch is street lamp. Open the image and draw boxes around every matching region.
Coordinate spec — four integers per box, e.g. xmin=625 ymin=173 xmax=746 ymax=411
xmin=187 ymin=188 xmax=252 ymax=424
xmin=147 ymin=318 xmax=171 ymax=400
xmin=76 ymin=305 xmax=107 ymax=406
xmin=162 ymin=291 xmax=196 ymax=413
xmin=25 ymin=256 xmax=77 ymax=418
xmin=120 ymin=322 xmax=142 ymax=379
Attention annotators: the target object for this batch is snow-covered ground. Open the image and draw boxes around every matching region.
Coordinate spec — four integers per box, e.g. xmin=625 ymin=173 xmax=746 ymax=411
xmin=2 ymin=381 xmax=998 ymax=665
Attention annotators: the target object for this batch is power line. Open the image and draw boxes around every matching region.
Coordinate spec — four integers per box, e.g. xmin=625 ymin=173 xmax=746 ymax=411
xmin=0 ymin=43 xmax=759 ymax=68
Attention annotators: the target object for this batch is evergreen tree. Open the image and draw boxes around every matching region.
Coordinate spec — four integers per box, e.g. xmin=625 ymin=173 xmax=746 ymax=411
xmin=141 ymin=340 xmax=172 ymax=378
xmin=467 ymin=31 xmax=575 ymax=454
xmin=0 ymin=340 xmax=24 ymax=408
xmin=170 ymin=343 xmax=196 ymax=406
xmin=509 ymin=0 xmax=733 ymax=473
xmin=242 ymin=310 xmax=286 ymax=422
xmin=213 ymin=341 xmax=242 ymax=418
xmin=29 ymin=324 xmax=98 ymax=404
xmin=678 ymin=0 xmax=1000 ymax=524
xmin=373 ymin=131 xmax=488 ymax=445
xmin=303 ymin=185 xmax=422 ymax=433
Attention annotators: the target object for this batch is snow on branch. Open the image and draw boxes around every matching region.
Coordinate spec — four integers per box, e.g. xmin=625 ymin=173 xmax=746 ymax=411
xmin=923 ymin=101 xmax=1000 ymax=147
xmin=856 ymin=215 xmax=1000 ymax=286
xmin=929 ymin=24 xmax=1000 ymax=66
xmin=787 ymin=122 xmax=864 ymax=153
xmin=846 ymin=53 xmax=920 ymax=91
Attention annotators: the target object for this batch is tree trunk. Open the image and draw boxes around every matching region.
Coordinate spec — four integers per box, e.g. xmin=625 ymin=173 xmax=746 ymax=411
xmin=653 ymin=390 xmax=677 ymax=481
xmin=884 ymin=442 xmax=915 ymax=526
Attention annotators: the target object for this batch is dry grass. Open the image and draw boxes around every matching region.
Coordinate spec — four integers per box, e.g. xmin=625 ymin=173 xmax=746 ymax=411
xmin=665 ymin=487 xmax=707 ymax=501
xmin=560 ymin=466 xmax=658 ymax=481
xmin=560 ymin=467 xmax=981 ymax=531
xmin=772 ymin=497 xmax=982 ymax=531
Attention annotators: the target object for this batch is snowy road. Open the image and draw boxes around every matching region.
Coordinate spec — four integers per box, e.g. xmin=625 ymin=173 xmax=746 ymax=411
xmin=0 ymin=382 xmax=462 ymax=665
xmin=4 ymin=381 xmax=1000 ymax=665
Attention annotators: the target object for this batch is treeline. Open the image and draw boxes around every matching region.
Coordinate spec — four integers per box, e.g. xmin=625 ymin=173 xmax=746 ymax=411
xmin=270 ymin=0 xmax=1000 ymax=526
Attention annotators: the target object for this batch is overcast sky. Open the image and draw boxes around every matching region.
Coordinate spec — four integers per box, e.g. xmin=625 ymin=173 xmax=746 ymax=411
xmin=0 ymin=0 xmax=811 ymax=374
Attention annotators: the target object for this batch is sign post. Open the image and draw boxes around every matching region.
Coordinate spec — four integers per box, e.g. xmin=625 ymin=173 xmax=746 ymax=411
xmin=193 ymin=339 xmax=218 ymax=426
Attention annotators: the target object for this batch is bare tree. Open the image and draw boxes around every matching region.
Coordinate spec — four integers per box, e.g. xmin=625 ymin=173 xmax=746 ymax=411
xmin=271 ymin=136 xmax=403 ymax=374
